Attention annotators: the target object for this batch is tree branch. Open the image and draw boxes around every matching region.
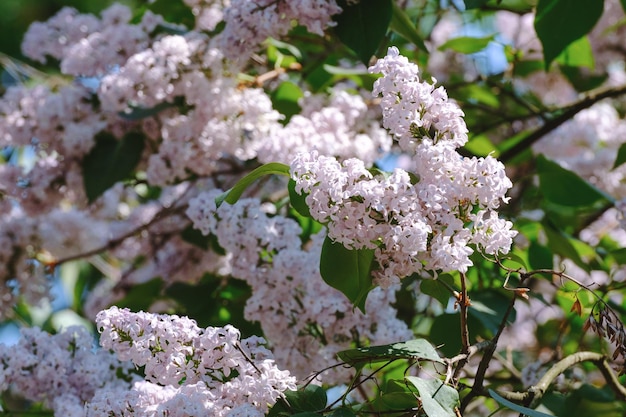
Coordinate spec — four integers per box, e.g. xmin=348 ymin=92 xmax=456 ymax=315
xmin=494 ymin=351 xmax=626 ymax=407
xmin=500 ymin=83 xmax=626 ymax=163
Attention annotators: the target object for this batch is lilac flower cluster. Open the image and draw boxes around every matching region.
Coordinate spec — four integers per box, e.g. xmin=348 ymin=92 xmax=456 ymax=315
xmin=91 ymin=307 xmax=296 ymax=416
xmin=291 ymin=47 xmax=517 ymax=286
xmin=0 ymin=326 xmax=135 ymax=417
xmin=186 ymin=191 xmax=413 ymax=381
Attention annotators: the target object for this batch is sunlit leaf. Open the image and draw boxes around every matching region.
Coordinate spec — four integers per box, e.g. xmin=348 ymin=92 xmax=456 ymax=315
xmin=405 ymin=377 xmax=459 ymax=417
xmin=390 ymin=2 xmax=427 ymax=51
xmin=438 ymin=35 xmax=495 ymax=54
xmin=215 ymin=162 xmax=290 ymax=207
xmin=534 ymin=0 xmax=603 ymax=68
xmin=338 ymin=339 xmax=444 ymax=369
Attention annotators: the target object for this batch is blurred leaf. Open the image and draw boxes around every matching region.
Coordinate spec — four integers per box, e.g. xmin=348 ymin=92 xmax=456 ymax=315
xmin=338 ymin=339 xmax=444 ymax=370
xmin=215 ymin=162 xmax=290 ymax=207
xmin=420 ymin=274 xmax=454 ymax=306
xmin=543 ymin=222 xmax=589 ymax=271
xmin=320 ymin=236 xmax=374 ymax=313
xmin=555 ymin=36 xmax=594 ymax=69
xmin=537 ymin=155 xmax=614 ymax=207
xmin=405 ymin=377 xmax=459 ymax=417
xmin=438 ymin=34 xmax=495 ymax=54
xmin=333 ymin=0 xmax=392 ymax=64
xmin=118 ymin=97 xmax=183 ymax=121
xmin=83 ymin=131 xmax=145 ymax=203
xmin=563 ymin=384 xmax=626 ymax=417
xmin=469 ymin=290 xmax=516 ymax=336
xmin=528 ymin=241 xmax=553 ymax=271
xmin=534 ymin=0 xmax=603 ymax=68
xmin=180 ymin=226 xmax=210 ymax=250
xmin=560 ymin=65 xmax=608 ymax=92
xmin=464 ymin=0 xmax=490 ymax=7
xmin=329 ymin=408 xmax=357 ymax=417
xmin=463 ymin=135 xmax=498 ymax=157
xmin=271 ymin=81 xmax=303 ymax=122
xmin=490 ymin=389 xmax=555 ymax=417
xmin=116 ymin=278 xmax=164 ymax=312
xmin=390 ymin=2 xmax=427 ymax=51
xmin=613 ymin=143 xmax=626 ymax=169
xmin=380 ymin=380 xmax=419 ymax=409
xmin=147 ymin=0 xmax=195 ymax=28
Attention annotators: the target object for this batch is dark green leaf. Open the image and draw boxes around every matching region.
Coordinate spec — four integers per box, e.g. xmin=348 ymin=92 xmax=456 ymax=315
xmin=464 ymin=0 xmax=490 ymax=8
xmin=118 ymin=99 xmax=180 ymax=121
xmin=405 ymin=377 xmax=459 ymax=417
xmin=610 ymin=248 xmax=626 ymax=265
xmin=333 ymin=0 xmax=393 ymax=64
xmin=389 ymin=2 xmax=427 ymax=51
xmin=613 ymin=143 xmax=626 ymax=169
xmin=215 ymin=162 xmax=290 ymax=207
xmin=338 ymin=339 xmax=444 ymax=369
xmin=543 ymin=222 xmax=589 ymax=272
xmin=285 ymin=385 xmax=327 ymax=413
xmin=528 ymin=241 xmax=553 ymax=271
xmin=329 ymin=407 xmax=357 ymax=417
xmin=534 ymin=0 xmax=604 ymax=68
xmin=438 ymin=35 xmax=495 ymax=54
xmin=536 ymin=155 xmax=614 ymax=207
xmin=180 ymin=226 xmax=210 ymax=250
xmin=271 ymin=81 xmax=303 ymax=122
xmin=420 ymin=275 xmax=454 ymax=306
xmin=320 ymin=236 xmax=375 ymax=312
xmin=147 ymin=0 xmax=195 ymax=28
xmin=83 ymin=132 xmax=145 ymax=203
xmin=288 ymin=179 xmax=311 ymax=218
xmin=469 ymin=290 xmax=516 ymax=336
xmin=116 ymin=278 xmax=163 ymax=312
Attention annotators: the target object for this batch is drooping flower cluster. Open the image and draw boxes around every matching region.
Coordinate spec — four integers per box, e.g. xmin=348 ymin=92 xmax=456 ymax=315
xmin=290 ymin=47 xmax=517 ymax=286
xmin=186 ymin=191 xmax=413 ymax=381
xmin=92 ymin=307 xmax=296 ymax=416
xmin=0 ymin=326 xmax=135 ymax=417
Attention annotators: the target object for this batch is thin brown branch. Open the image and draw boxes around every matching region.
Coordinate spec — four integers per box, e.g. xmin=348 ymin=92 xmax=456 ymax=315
xmin=494 ymin=351 xmax=626 ymax=407
xmin=500 ymin=83 xmax=626 ymax=162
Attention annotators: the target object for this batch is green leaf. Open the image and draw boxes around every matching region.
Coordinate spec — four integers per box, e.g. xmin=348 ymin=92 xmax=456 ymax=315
xmin=489 ymin=389 xmax=558 ymax=417
xmin=338 ymin=339 xmax=444 ymax=369
xmin=333 ymin=0 xmax=393 ymax=64
xmin=536 ymin=155 xmax=614 ymax=207
xmin=534 ymin=0 xmax=604 ymax=68
xmin=405 ymin=377 xmax=459 ymax=417
xmin=528 ymin=241 xmax=554 ymax=271
xmin=389 ymin=2 xmax=427 ymax=51
xmin=288 ymin=179 xmax=311 ymax=218
xmin=464 ymin=0 xmax=490 ymax=8
xmin=271 ymin=81 xmax=303 ymax=122
xmin=83 ymin=132 xmax=145 ymax=203
xmin=116 ymin=278 xmax=164 ymax=312
xmin=420 ymin=274 xmax=454 ymax=306
xmin=329 ymin=408 xmax=357 ymax=417
xmin=215 ymin=162 xmax=290 ymax=207
xmin=613 ymin=143 xmax=626 ymax=169
xmin=469 ymin=290 xmax=516 ymax=336
xmin=270 ymin=385 xmax=327 ymax=416
xmin=438 ymin=35 xmax=495 ymax=54
xmin=319 ymin=236 xmax=375 ymax=313
xmin=622 ymin=0 xmax=626 ymax=13
xmin=543 ymin=222 xmax=589 ymax=272
xmin=555 ymin=36 xmax=594 ymax=69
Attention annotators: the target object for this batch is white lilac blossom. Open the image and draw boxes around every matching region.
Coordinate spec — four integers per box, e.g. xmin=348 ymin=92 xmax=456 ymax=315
xmin=218 ymin=0 xmax=342 ymax=60
xmin=257 ymin=88 xmax=392 ymax=166
xmin=94 ymin=307 xmax=296 ymax=415
xmin=0 ymin=326 xmax=135 ymax=416
xmin=186 ymin=191 xmax=413 ymax=381
xmin=21 ymin=5 xmax=162 ymax=77
xmin=290 ymin=47 xmax=516 ymax=286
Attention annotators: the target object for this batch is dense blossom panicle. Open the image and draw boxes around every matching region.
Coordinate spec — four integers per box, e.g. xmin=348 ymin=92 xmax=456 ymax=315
xmin=218 ymin=0 xmax=342 ymax=59
xmin=0 ymin=326 xmax=135 ymax=416
xmin=257 ymin=88 xmax=392 ymax=166
xmin=368 ymin=46 xmax=469 ymax=151
xmin=94 ymin=307 xmax=296 ymax=415
xmin=186 ymin=192 xmax=413 ymax=381
xmin=290 ymin=47 xmax=516 ymax=285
